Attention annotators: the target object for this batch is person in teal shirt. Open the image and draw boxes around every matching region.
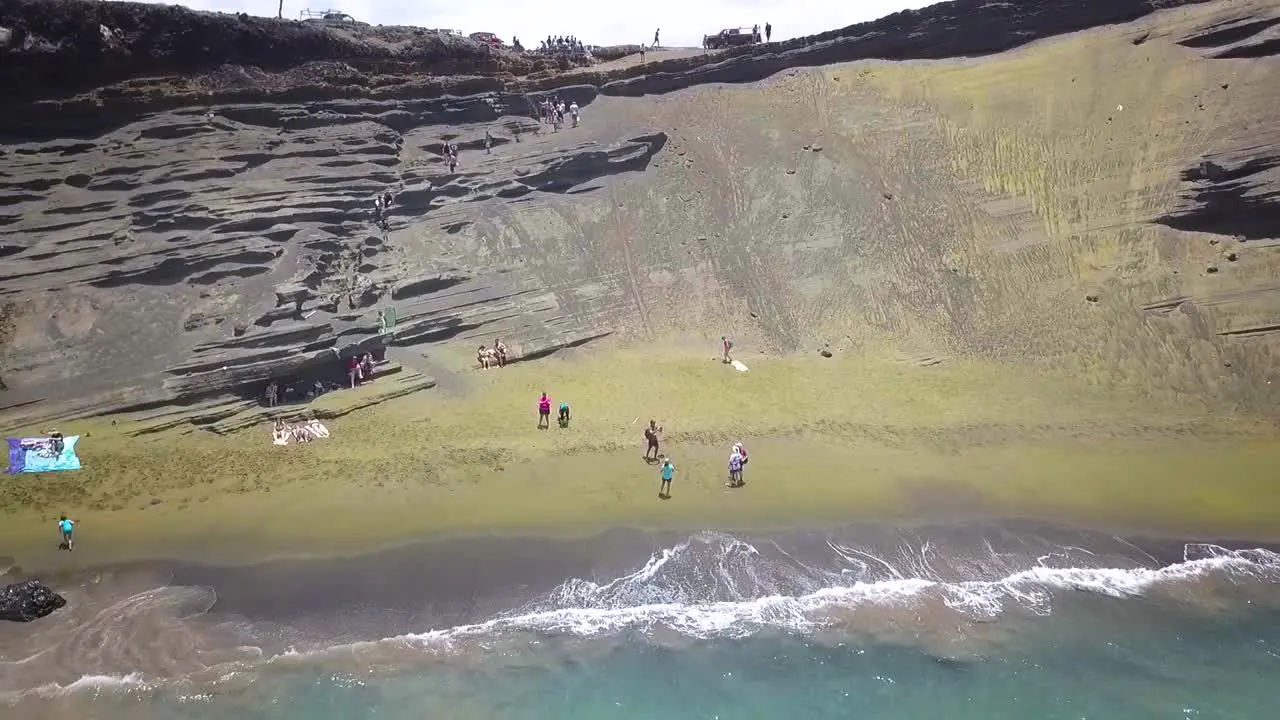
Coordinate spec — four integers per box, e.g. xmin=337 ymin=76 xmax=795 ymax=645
xmin=57 ymin=514 xmax=76 ymax=551
xmin=658 ymin=458 xmax=675 ymax=499
xmin=558 ymin=401 xmax=571 ymax=427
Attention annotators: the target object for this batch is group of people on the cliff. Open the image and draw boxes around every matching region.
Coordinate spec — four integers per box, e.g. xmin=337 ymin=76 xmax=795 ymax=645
xmin=261 ymin=351 xmax=374 ymax=409
xmin=441 ymin=140 xmax=460 ymax=172
xmin=537 ymin=35 xmax=586 ymax=54
xmin=477 ymin=338 xmax=511 ymax=369
xmin=538 ymin=96 xmax=580 ymax=130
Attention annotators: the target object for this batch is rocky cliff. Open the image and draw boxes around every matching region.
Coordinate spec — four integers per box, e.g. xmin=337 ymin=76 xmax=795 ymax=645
xmin=1 ymin=0 xmax=1278 ymax=431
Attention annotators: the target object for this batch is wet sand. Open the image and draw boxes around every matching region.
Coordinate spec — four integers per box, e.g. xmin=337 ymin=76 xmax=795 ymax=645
xmin=2 ymin=347 xmax=1278 ymax=571
xmin=4 ymin=516 xmax=1277 ymax=700
xmin=3 ymin=3 xmax=1280 ymax=572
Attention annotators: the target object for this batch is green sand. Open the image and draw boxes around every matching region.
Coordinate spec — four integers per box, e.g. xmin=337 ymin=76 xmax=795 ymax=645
xmin=3 ymin=349 xmax=1277 ymax=569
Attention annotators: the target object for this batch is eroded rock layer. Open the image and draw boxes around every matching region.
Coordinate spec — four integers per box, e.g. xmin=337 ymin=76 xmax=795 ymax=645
xmin=1 ymin=0 xmax=1278 ymax=429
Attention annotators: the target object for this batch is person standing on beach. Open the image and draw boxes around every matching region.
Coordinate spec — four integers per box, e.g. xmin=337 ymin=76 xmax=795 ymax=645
xmin=538 ymin=392 xmax=552 ymax=429
xmin=727 ymin=449 xmax=743 ymax=487
xmin=722 ymin=336 xmax=734 ymax=364
xmin=57 ymin=514 xmax=76 ymax=551
xmin=658 ymin=457 xmax=675 ymax=498
xmin=644 ymin=419 xmax=664 ymax=460
xmin=765 ymin=22 xmax=772 ymax=42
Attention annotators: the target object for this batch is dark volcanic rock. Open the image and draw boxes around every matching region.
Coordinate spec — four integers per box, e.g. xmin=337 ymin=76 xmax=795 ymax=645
xmin=0 ymin=579 xmax=66 ymax=622
xmin=0 ymin=0 xmax=1219 ymax=140
xmin=0 ymin=91 xmax=645 ymax=427
xmin=1156 ymin=151 xmax=1280 ymax=241
xmin=0 ymin=0 xmax=1272 ymax=429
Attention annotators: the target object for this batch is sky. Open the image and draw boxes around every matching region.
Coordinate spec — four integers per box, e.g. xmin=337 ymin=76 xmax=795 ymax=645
xmin=139 ymin=0 xmax=938 ymax=49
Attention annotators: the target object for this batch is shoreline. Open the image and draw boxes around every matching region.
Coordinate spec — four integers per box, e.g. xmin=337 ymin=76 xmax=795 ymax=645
xmin=3 ymin=349 xmax=1280 ymax=571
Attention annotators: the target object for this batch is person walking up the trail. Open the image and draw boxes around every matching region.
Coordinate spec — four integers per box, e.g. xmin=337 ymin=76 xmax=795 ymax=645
xmin=644 ymin=419 xmax=664 ymax=460
xmin=765 ymin=22 xmax=772 ymax=42
xmin=485 ymin=130 xmax=493 ymax=154
xmin=658 ymin=457 xmax=675 ymax=498
xmin=58 ymin=514 xmax=76 ymax=551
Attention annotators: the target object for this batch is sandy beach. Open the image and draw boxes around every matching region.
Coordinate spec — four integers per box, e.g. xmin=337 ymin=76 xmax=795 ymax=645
xmin=3 ymin=344 xmax=1278 ymax=570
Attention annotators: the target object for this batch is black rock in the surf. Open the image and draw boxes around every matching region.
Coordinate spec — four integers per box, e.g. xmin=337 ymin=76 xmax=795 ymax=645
xmin=0 ymin=580 xmax=67 ymax=622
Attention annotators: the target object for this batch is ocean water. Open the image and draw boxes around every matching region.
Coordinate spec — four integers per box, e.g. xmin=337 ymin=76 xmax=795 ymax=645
xmin=3 ymin=524 xmax=1279 ymax=719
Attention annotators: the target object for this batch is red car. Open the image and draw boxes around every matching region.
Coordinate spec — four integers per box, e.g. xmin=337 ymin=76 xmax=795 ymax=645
xmin=469 ymin=32 xmax=504 ymax=47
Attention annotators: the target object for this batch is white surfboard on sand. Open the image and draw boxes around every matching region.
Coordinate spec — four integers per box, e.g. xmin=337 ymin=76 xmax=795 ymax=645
xmin=730 ymin=360 xmax=749 ymax=372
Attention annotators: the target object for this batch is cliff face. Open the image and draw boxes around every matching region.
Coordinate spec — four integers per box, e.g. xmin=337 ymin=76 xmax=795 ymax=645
xmin=1 ymin=0 xmax=1278 ymax=430
xmin=0 ymin=0 xmax=1218 ymax=139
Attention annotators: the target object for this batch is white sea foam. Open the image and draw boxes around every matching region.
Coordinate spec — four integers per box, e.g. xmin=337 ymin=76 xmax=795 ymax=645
xmin=269 ymin=537 xmax=1280 ymax=667
xmin=9 ymin=535 xmax=1280 ymax=701
xmin=1 ymin=672 xmax=148 ymax=704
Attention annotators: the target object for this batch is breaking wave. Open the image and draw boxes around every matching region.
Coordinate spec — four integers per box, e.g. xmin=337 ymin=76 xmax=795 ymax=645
xmin=367 ymin=534 xmax=1280 ymax=644
xmin=4 ymin=529 xmax=1280 ymax=705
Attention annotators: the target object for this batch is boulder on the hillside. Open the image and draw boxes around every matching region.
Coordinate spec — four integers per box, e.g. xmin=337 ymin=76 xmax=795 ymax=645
xmin=0 ymin=580 xmax=67 ymax=622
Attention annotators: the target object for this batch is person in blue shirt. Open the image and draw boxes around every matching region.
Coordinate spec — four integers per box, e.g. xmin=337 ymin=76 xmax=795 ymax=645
xmin=558 ymin=401 xmax=571 ymax=427
xmin=57 ymin=514 xmax=76 ymax=551
xmin=658 ymin=457 xmax=675 ymax=499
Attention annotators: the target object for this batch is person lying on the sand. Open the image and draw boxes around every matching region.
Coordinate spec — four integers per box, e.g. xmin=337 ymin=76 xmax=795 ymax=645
xmin=302 ymin=419 xmax=330 ymax=438
xmin=272 ymin=419 xmax=291 ymax=445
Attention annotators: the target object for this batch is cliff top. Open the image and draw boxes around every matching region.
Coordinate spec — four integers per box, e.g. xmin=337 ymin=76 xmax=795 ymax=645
xmin=1 ymin=0 xmax=1222 ymax=141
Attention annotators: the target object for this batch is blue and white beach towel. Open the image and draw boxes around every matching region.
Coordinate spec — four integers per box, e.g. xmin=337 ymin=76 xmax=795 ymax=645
xmin=6 ymin=435 xmax=82 ymax=474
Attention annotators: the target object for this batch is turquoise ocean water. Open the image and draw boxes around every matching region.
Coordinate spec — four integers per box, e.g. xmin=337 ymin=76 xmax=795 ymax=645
xmin=4 ymin=526 xmax=1279 ymax=719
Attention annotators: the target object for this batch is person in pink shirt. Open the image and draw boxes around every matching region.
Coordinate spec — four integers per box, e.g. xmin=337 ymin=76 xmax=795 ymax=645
xmin=538 ymin=392 xmax=552 ymax=429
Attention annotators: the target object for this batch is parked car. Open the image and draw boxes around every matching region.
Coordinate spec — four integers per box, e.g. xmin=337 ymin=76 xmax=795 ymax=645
xmin=703 ymin=27 xmax=761 ymax=49
xmin=469 ymin=32 xmax=504 ymax=47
